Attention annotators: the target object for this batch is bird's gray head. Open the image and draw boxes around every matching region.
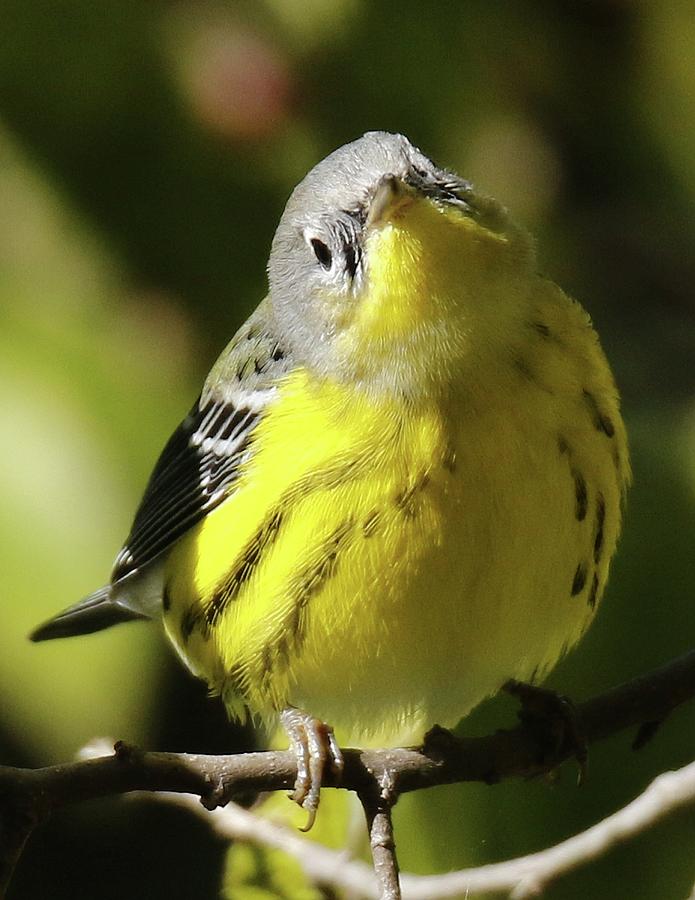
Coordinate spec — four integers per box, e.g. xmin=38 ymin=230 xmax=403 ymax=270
xmin=268 ymin=132 xmax=531 ymax=394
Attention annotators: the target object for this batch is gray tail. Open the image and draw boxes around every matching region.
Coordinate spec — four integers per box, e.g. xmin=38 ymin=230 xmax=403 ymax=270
xmin=30 ymin=586 xmax=148 ymax=642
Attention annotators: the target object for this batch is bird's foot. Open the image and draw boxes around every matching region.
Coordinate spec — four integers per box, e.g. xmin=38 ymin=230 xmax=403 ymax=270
xmin=504 ymin=679 xmax=588 ymax=784
xmin=280 ymin=707 xmax=344 ymax=832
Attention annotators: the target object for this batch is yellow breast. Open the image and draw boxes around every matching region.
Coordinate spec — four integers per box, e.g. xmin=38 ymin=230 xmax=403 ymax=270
xmin=163 ymin=282 xmax=628 ymax=743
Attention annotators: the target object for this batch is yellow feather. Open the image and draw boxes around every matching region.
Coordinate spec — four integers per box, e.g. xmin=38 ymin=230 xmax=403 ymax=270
xmin=163 ymin=191 xmax=629 ymax=744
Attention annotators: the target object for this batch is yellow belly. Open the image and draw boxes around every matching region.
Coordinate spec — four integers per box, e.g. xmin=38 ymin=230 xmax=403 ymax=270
xmin=163 ymin=359 xmax=625 ymax=743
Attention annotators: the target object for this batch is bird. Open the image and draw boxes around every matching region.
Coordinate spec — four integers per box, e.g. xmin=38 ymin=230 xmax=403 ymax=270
xmin=31 ymin=131 xmax=630 ymax=829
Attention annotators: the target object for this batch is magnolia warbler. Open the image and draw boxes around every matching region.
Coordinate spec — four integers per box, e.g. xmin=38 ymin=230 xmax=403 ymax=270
xmin=32 ymin=132 xmax=630 ymax=826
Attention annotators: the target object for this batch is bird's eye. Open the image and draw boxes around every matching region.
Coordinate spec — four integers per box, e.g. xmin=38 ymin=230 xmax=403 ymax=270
xmin=310 ymin=238 xmax=333 ymax=270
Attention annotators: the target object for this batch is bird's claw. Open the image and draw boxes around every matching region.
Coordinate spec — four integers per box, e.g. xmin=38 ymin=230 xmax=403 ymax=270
xmin=280 ymin=707 xmax=344 ymax=831
xmin=504 ymin=679 xmax=588 ymax=783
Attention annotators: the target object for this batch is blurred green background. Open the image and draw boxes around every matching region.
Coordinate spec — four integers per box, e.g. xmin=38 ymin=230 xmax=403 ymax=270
xmin=2 ymin=1 xmax=695 ymax=897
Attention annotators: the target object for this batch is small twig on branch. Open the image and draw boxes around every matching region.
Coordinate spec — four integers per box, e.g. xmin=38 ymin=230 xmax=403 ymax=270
xmin=0 ymin=648 xmax=694 ymax=897
xmin=358 ymin=772 xmax=401 ymax=900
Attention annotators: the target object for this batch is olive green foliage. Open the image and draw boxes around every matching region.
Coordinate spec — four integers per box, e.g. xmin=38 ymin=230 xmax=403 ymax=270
xmin=1 ymin=2 xmax=695 ymax=898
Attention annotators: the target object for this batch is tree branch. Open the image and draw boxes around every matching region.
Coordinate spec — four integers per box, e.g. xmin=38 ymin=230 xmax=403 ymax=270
xmin=1 ymin=648 xmax=694 ymax=897
xmin=159 ymin=759 xmax=695 ymax=899
xmin=162 ymin=792 xmax=382 ymax=897
xmin=401 ymin=759 xmax=695 ymax=898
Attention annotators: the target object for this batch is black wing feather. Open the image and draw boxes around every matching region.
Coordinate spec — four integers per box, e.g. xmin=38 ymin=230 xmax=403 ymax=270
xmin=111 ymin=396 xmax=261 ymax=583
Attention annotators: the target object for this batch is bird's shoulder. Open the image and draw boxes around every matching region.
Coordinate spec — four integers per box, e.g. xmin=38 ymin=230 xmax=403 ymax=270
xmin=111 ymin=299 xmax=294 ymax=585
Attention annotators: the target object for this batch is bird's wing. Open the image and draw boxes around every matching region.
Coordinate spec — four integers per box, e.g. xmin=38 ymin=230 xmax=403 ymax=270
xmin=111 ymin=299 xmax=292 ymax=584
xmin=110 ymin=396 xmax=260 ymax=582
